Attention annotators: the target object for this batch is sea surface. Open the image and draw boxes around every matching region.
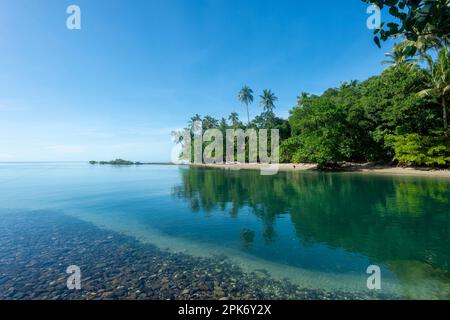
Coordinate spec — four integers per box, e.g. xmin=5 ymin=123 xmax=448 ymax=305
xmin=0 ymin=162 xmax=449 ymax=299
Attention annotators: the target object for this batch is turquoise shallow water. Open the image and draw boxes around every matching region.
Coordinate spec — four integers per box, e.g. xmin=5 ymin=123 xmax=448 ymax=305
xmin=0 ymin=162 xmax=449 ymax=299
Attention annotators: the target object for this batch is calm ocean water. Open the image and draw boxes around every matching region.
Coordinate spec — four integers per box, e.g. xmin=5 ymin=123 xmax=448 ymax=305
xmin=0 ymin=162 xmax=449 ymax=299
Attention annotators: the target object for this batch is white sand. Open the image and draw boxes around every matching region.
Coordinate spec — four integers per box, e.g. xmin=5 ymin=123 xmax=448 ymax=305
xmin=191 ymin=163 xmax=450 ymax=178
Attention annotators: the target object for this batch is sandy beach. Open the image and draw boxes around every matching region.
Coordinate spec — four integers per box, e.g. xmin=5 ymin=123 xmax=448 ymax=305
xmin=191 ymin=163 xmax=450 ymax=178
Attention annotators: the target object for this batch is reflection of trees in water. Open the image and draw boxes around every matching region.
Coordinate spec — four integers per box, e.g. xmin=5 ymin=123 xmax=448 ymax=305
xmin=240 ymin=228 xmax=255 ymax=250
xmin=172 ymin=167 xmax=282 ymax=244
xmin=172 ymin=168 xmax=450 ymax=280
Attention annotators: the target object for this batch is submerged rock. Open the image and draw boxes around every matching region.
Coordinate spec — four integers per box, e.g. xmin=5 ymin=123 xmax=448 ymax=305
xmin=0 ymin=210 xmax=399 ymax=300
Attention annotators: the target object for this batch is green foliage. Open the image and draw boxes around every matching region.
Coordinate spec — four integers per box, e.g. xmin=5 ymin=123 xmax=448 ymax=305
xmin=238 ymin=85 xmax=254 ymax=124
xmin=179 ymin=50 xmax=448 ymax=168
xmin=251 ymin=111 xmax=291 ymax=140
xmin=92 ymin=159 xmax=141 ymax=165
xmin=418 ymin=47 xmax=450 ymax=137
xmin=177 ymin=109 xmax=289 ymax=163
xmin=363 ymin=0 xmax=450 ymax=50
xmin=360 ymin=64 xmax=440 ymax=140
xmin=288 ymin=91 xmax=351 ymax=166
xmin=291 ymin=134 xmax=342 ymax=167
xmin=288 ymin=64 xmax=443 ymax=166
xmin=386 ymin=134 xmax=450 ymax=166
xmin=202 ymin=115 xmax=219 ymax=130
xmin=228 ymin=112 xmax=242 ymax=129
xmin=279 ymin=136 xmax=302 ymax=163
xmin=260 ymin=89 xmax=278 ymax=113
xmin=382 ymin=41 xmax=419 ymax=68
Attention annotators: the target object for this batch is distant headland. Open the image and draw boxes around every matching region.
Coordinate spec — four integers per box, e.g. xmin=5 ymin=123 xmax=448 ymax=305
xmin=89 ymin=159 xmax=175 ymax=166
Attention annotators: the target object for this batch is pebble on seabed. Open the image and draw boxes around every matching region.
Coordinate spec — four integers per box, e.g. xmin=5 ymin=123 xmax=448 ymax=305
xmin=0 ymin=209 xmax=396 ymax=300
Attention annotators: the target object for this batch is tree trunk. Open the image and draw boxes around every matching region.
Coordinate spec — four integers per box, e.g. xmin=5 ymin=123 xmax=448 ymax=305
xmin=246 ymin=103 xmax=250 ymax=125
xmin=443 ymin=95 xmax=448 ymax=138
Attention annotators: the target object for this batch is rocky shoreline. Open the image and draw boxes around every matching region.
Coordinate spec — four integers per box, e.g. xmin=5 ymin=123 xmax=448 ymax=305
xmin=0 ymin=209 xmax=398 ymax=300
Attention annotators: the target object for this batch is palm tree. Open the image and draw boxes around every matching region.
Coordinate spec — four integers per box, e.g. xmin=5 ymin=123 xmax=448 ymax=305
xmin=418 ymin=47 xmax=450 ymax=137
xmin=260 ymin=89 xmax=278 ymax=113
xmin=188 ymin=114 xmax=202 ymax=129
xmin=340 ymin=80 xmax=358 ymax=90
xmin=171 ymin=129 xmax=184 ymax=144
xmin=228 ymin=112 xmax=240 ymax=128
xmin=238 ymin=86 xmax=254 ymax=125
xmin=203 ymin=115 xmax=219 ymax=130
xmin=382 ymin=42 xmax=418 ymax=68
xmin=219 ymin=117 xmax=228 ymax=131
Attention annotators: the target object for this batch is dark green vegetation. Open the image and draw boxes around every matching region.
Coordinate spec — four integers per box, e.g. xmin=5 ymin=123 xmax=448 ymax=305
xmin=173 ymin=89 xmax=290 ymax=163
xmin=178 ymin=3 xmax=449 ymax=168
xmin=89 ymin=160 xmax=176 ymax=165
xmin=90 ymin=159 xmax=143 ymax=165
xmin=286 ymin=54 xmax=449 ymax=167
xmin=363 ymin=0 xmax=449 ymax=51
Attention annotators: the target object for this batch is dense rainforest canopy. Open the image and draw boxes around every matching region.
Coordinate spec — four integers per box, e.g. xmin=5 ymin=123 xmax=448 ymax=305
xmin=283 ymin=61 xmax=449 ymax=167
xmin=176 ymin=0 xmax=450 ymax=168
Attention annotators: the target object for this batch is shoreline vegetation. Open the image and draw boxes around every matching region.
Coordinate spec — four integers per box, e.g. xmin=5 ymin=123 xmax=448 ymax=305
xmin=174 ymin=49 xmax=450 ymax=170
xmin=89 ymin=159 xmax=176 ymax=166
xmin=87 ymin=159 xmax=450 ymax=177
xmin=173 ymin=8 xmax=450 ymax=170
xmin=174 ymin=51 xmax=450 ymax=170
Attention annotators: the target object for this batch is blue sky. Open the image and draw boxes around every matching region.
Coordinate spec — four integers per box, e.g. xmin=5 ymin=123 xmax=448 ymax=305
xmin=0 ymin=0 xmax=394 ymax=162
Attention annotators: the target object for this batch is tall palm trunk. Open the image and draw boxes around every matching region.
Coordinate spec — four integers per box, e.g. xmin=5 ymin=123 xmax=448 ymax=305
xmin=443 ymin=95 xmax=448 ymax=138
xmin=246 ymin=102 xmax=250 ymax=125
